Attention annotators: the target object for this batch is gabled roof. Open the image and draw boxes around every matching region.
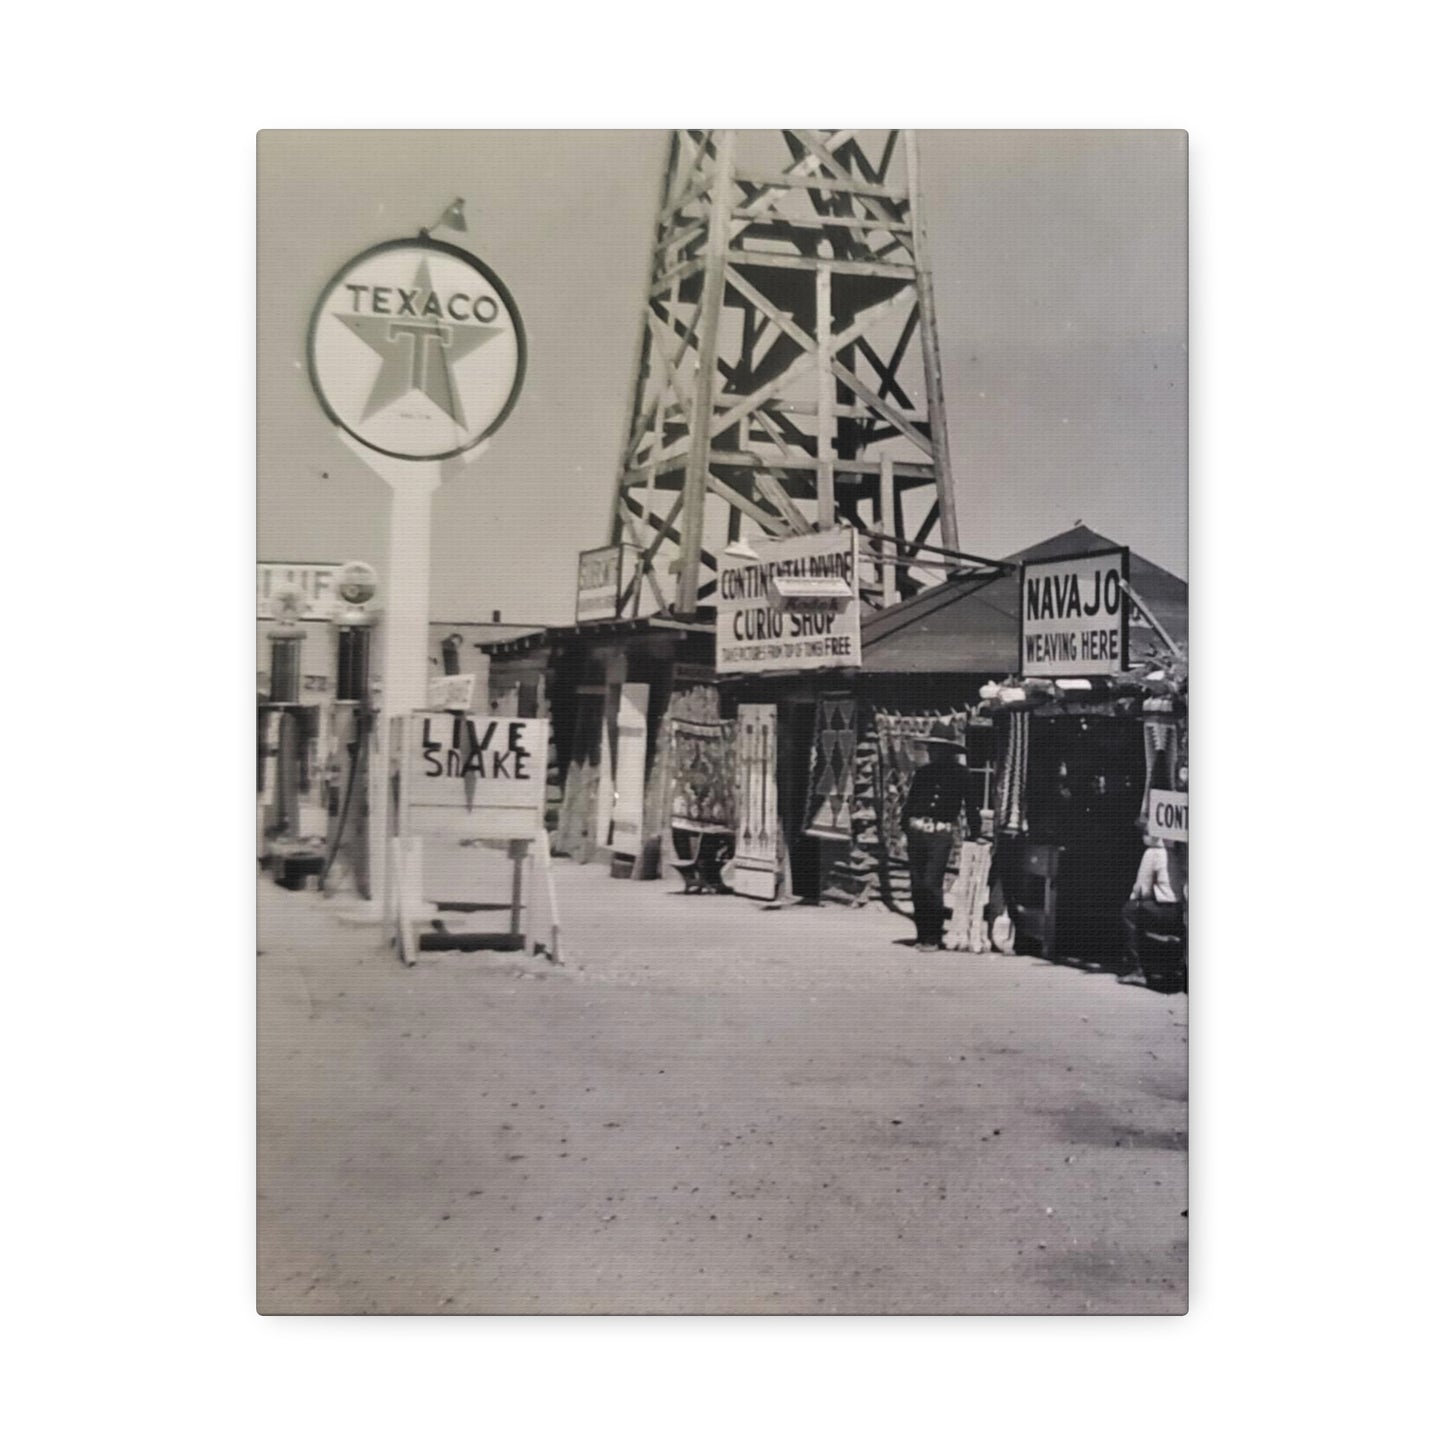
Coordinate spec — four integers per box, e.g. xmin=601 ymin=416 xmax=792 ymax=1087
xmin=860 ymin=523 xmax=1187 ymax=675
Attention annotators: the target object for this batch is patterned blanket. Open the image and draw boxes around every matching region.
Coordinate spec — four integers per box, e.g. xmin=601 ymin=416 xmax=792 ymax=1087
xmin=873 ymin=709 xmax=969 ymax=866
xmin=668 ymin=717 xmax=737 ymax=831
xmin=805 ymin=695 xmax=857 ymax=841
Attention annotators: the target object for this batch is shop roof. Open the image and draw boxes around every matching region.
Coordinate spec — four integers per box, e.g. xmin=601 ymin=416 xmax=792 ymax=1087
xmin=860 ymin=523 xmax=1187 ymax=675
xmin=476 ymin=614 xmax=715 ymax=657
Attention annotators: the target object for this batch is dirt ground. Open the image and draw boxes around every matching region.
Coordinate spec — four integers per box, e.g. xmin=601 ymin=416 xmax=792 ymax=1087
xmin=257 ymin=858 xmax=1186 ymax=1314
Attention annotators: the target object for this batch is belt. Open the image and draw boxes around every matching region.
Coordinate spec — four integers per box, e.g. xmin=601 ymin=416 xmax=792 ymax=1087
xmin=907 ymin=817 xmax=953 ymax=833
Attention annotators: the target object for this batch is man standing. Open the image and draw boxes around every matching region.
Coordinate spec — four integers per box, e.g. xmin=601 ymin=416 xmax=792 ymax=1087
xmin=902 ymin=721 xmax=977 ymax=951
xmin=1120 ymin=834 xmax=1186 ymax=983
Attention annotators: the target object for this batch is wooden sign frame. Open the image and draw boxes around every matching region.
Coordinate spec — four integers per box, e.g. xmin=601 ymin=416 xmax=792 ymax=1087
xmin=1018 ymin=545 xmax=1131 ymax=678
xmin=385 ymin=711 xmax=563 ymax=967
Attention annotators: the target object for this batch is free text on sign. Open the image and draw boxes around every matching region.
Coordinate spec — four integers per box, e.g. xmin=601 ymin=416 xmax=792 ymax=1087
xmin=1019 ymin=547 xmax=1130 ymax=677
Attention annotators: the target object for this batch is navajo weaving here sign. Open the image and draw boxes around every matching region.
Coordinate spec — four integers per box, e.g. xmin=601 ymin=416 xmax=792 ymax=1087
xmin=1019 ymin=547 xmax=1130 ymax=677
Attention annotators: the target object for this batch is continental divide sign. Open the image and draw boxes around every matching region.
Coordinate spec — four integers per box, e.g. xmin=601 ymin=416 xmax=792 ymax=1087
xmin=1019 ymin=547 xmax=1130 ymax=677
xmin=716 ymin=528 xmax=861 ymax=675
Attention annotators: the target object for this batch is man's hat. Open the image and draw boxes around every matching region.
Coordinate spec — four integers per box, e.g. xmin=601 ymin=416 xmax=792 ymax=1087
xmin=908 ymin=719 xmax=968 ymax=750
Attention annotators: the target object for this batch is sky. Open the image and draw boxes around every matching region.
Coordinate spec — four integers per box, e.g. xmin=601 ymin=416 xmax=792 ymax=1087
xmin=258 ymin=130 xmax=1186 ymax=625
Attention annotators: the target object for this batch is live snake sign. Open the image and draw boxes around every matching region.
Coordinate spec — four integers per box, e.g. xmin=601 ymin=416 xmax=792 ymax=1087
xmin=399 ymin=713 xmax=547 ymax=840
xmin=387 ymin=712 xmax=559 ymax=966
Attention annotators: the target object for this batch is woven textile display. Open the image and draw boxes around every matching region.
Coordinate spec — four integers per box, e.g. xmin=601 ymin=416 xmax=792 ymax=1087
xmin=997 ymin=711 xmax=1030 ymax=835
xmin=667 ymin=717 xmax=737 ymax=830
xmin=651 ymin=683 xmax=725 ymax=839
xmin=819 ymin=712 xmax=882 ymax=904
xmin=732 ymin=704 xmax=781 ymax=899
xmin=944 ymin=840 xmax=994 ymax=953
xmin=850 ymin=726 xmax=881 ymax=858
xmin=1141 ymin=719 xmax=1179 ymax=818
xmin=805 ymin=694 xmax=857 ymax=841
xmin=873 ymin=709 xmax=968 ymax=866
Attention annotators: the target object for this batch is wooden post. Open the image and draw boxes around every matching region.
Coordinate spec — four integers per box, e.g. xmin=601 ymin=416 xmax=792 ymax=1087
xmin=635 ymin=461 xmax=657 ymax=617
xmin=509 ymin=840 xmax=525 ymax=939
xmin=879 ymin=455 xmax=898 ymax=607
xmin=600 ymin=649 xmax=628 ymax=854
xmin=816 ymin=264 xmax=835 ymax=526
xmin=540 ymin=830 xmax=563 ymax=965
xmin=521 ymin=843 xmax=536 ymax=957
xmin=381 ymin=717 xmax=399 ymax=948
xmin=1120 ymin=578 xmax=1185 ymax=659
xmin=904 ymin=131 xmax=961 ymax=554
xmin=676 ymin=129 xmax=735 ymax=615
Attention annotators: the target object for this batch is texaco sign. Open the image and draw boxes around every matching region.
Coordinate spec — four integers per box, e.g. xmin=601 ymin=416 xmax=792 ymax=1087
xmin=307 ymin=237 xmax=526 ymax=461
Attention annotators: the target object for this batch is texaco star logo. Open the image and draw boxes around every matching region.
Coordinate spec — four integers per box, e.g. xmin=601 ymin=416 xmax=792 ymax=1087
xmin=308 ymin=237 xmax=526 ymax=462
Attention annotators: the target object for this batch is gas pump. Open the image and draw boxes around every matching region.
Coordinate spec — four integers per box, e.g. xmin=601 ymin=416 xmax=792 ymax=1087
xmin=320 ymin=562 xmax=379 ymax=895
xmin=258 ymin=584 xmax=320 ymax=885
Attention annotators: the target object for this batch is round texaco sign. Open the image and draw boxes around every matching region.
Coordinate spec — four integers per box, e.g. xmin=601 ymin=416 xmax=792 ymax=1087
xmin=308 ymin=237 xmax=525 ymax=462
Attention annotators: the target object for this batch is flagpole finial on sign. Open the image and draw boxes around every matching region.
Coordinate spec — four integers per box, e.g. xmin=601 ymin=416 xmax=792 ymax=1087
xmin=419 ymin=198 xmax=467 ymax=240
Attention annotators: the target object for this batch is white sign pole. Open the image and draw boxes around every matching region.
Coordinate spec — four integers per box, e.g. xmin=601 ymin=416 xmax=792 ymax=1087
xmin=338 ymin=435 xmax=489 ymax=918
xmin=378 ymin=465 xmax=441 ymax=717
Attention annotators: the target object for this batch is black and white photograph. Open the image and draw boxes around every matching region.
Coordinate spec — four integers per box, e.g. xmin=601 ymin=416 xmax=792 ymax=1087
xmin=16 ymin=0 xmax=1445 ymax=1430
xmin=20 ymin=0 xmax=1445 ymax=1428
xmin=256 ymin=128 xmax=1187 ymax=1315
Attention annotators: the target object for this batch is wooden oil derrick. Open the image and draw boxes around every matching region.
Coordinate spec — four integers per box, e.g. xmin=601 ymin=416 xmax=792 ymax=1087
xmin=607 ymin=129 xmax=961 ymax=619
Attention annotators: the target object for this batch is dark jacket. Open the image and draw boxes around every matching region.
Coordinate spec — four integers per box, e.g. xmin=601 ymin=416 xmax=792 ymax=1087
xmin=903 ymin=760 xmax=979 ymax=835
